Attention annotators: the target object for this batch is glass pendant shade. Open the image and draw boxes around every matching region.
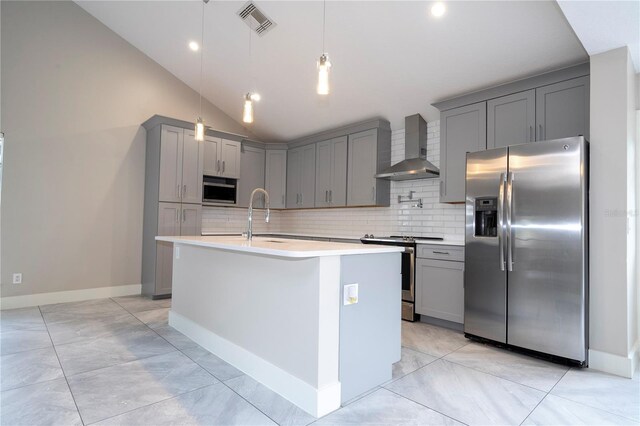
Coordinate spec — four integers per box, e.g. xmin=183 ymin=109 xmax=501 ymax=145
xmin=195 ymin=117 xmax=205 ymax=141
xmin=317 ymin=53 xmax=331 ymax=95
xmin=243 ymin=94 xmax=254 ymax=124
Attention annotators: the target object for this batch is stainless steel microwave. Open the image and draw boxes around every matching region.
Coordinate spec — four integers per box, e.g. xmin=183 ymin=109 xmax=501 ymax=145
xmin=203 ymin=176 xmax=237 ymax=205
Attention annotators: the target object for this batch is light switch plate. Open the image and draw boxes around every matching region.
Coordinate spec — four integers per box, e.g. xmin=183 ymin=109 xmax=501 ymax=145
xmin=344 ymin=283 xmax=358 ymax=305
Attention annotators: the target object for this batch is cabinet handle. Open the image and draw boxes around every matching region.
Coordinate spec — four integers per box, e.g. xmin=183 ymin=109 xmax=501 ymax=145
xmin=371 ymin=186 xmax=375 ymax=201
xmin=433 ymin=250 xmax=450 ymax=255
xmin=183 ymin=184 xmax=187 ymax=199
xmin=439 ymin=180 xmax=444 ymax=197
xmin=176 ymin=185 xmax=180 ymax=199
xmin=538 ymin=124 xmax=544 ymax=141
xmin=217 ymin=160 xmax=221 ymax=172
xmin=325 ymin=190 xmax=328 ymax=202
xmin=175 ymin=209 xmax=179 ymax=223
xmin=529 ymin=125 xmax=533 ymax=142
xmin=182 ymin=209 xmax=186 ymax=223
xmin=222 ymin=160 xmax=225 ymax=173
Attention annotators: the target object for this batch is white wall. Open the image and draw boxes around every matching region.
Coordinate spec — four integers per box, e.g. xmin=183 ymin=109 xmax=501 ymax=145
xmin=0 ymin=1 xmax=255 ymax=298
xmin=202 ymin=122 xmax=466 ymax=240
xmin=589 ymin=46 xmax=638 ymax=377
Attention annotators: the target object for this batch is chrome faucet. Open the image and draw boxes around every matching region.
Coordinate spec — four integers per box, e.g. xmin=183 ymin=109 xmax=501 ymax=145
xmin=246 ymin=188 xmax=270 ymax=240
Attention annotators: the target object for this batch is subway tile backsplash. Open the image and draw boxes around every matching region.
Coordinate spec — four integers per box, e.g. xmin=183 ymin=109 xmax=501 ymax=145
xmin=202 ymin=120 xmax=465 ymax=240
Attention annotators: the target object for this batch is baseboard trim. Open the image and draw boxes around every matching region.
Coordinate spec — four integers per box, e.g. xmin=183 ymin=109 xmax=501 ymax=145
xmin=0 ymin=284 xmax=141 ymax=310
xmin=169 ymin=311 xmax=341 ymax=417
xmin=589 ymin=345 xmax=638 ymax=378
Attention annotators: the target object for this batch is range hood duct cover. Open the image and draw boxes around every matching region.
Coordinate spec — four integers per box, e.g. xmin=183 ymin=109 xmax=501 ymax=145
xmin=375 ymin=114 xmax=440 ymax=181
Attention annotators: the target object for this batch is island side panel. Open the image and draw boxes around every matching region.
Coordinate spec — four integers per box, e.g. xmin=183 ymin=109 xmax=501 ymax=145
xmin=339 ymin=252 xmax=402 ymax=403
xmin=168 ymin=243 xmax=341 ymax=417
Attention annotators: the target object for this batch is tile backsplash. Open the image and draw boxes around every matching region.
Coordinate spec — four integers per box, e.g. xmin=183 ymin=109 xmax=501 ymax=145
xmin=201 ymin=120 xmax=465 ymax=241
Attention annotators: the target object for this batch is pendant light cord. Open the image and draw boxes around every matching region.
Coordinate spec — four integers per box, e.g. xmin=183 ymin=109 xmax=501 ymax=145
xmin=322 ymin=0 xmax=326 ymax=53
xmin=199 ymin=0 xmax=205 ymax=116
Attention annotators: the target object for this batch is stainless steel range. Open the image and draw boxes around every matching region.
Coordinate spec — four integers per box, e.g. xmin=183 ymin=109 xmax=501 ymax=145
xmin=361 ymin=235 xmax=443 ymax=321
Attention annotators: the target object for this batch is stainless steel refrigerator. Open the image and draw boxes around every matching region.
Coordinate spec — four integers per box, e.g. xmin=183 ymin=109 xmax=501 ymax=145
xmin=464 ymin=136 xmax=588 ymax=364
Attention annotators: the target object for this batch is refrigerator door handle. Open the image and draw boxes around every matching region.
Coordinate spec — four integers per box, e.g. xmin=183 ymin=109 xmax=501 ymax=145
xmin=506 ymin=171 xmax=514 ymax=271
xmin=498 ymin=173 xmax=506 ymax=271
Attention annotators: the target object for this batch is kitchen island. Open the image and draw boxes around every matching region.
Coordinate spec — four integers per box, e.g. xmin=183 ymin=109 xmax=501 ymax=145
xmin=155 ymin=235 xmax=403 ymax=417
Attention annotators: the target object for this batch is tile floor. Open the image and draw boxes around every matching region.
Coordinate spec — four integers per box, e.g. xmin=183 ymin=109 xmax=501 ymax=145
xmin=1 ymin=296 xmax=638 ymax=425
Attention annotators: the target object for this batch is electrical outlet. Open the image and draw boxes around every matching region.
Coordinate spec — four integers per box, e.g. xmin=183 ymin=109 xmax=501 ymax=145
xmin=12 ymin=273 xmax=22 ymax=284
xmin=343 ymin=283 xmax=358 ymax=305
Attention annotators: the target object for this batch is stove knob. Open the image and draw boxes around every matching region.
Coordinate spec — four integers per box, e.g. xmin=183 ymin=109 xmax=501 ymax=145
xmin=364 ymin=234 xmax=369 ymax=238
xmin=370 ymin=234 xmax=374 ymax=239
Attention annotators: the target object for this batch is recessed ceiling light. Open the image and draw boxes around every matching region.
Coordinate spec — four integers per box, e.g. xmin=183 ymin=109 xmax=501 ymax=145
xmin=189 ymin=41 xmax=200 ymax=51
xmin=431 ymin=2 xmax=446 ymax=18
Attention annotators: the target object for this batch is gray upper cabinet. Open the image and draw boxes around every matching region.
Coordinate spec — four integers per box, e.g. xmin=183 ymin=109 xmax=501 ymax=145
xmin=159 ymin=125 xmax=203 ymax=204
xmin=487 ymin=90 xmax=535 ymax=149
xmin=158 ymin=125 xmax=183 ymax=203
xmin=440 ymin=102 xmax=487 ymax=203
xmin=203 ymin=136 xmax=221 ymax=176
xmin=286 ymin=144 xmax=316 ymax=208
xmin=221 ymin=139 xmax=241 ymax=178
xmin=536 ymin=76 xmax=590 ymax=141
xmin=203 ymin=137 xmax=241 ymax=178
xmin=265 ymin=150 xmax=287 ymax=208
xmin=181 ymin=130 xmax=204 ymax=204
xmin=315 ymin=136 xmax=348 ymax=207
xmin=237 ymin=145 xmax=265 ymax=208
xmin=347 ymin=129 xmax=390 ymax=207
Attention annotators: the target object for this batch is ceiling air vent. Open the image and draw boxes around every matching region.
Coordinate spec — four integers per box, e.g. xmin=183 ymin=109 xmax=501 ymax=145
xmin=237 ymin=2 xmax=277 ymax=36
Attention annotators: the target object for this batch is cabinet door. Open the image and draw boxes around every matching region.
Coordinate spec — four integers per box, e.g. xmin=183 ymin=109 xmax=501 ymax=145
xmin=415 ymin=258 xmax=464 ymax=324
xmin=440 ymin=102 xmax=487 ymax=203
xmin=238 ymin=145 xmax=265 ymax=208
xmin=180 ymin=204 xmax=202 ymax=236
xmin=487 ymin=90 xmax=535 ymax=149
xmin=155 ymin=241 xmax=173 ymax=296
xmin=220 ymin=139 xmax=241 ymax=178
xmin=158 ymin=126 xmax=183 ymax=203
xmin=181 ymin=130 xmax=204 ymax=204
xmin=330 ymin=136 xmax=348 ymax=207
xmin=315 ymin=140 xmax=332 ymax=207
xmin=286 ymin=148 xmax=301 ymax=208
xmin=203 ymin=137 xmax=221 ymax=176
xmin=347 ymin=129 xmax=378 ymax=206
xmin=536 ymin=76 xmax=589 ymax=141
xmin=265 ymin=150 xmax=287 ymax=208
xmin=157 ymin=202 xmax=180 ymax=236
xmin=299 ymin=144 xmax=316 ymax=208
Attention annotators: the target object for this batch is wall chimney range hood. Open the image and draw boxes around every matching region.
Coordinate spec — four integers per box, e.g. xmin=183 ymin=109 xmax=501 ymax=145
xmin=375 ymin=114 xmax=439 ymax=181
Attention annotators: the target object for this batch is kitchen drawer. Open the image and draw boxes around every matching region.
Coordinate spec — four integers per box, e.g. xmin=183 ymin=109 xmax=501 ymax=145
xmin=417 ymin=244 xmax=464 ymax=261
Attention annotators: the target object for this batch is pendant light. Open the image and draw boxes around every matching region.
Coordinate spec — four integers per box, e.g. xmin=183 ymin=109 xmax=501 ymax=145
xmin=317 ymin=0 xmax=331 ymax=95
xmin=242 ymin=26 xmax=260 ymax=124
xmin=194 ymin=0 xmax=208 ymax=141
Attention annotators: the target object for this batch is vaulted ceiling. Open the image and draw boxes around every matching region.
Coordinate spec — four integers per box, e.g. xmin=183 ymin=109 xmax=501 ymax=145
xmin=76 ymin=1 xmax=587 ymax=142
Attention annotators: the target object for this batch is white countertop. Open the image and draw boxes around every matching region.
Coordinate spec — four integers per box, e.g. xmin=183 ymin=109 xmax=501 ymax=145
xmin=156 ymin=235 xmax=405 ymax=258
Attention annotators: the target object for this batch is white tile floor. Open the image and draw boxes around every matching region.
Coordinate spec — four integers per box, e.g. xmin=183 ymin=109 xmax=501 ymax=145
xmin=0 ymin=296 xmax=638 ymax=425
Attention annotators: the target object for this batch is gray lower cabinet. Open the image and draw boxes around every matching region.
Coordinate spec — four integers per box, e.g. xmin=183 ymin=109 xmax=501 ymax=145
xmin=440 ymin=102 xmax=487 ymax=203
xmin=347 ymin=129 xmax=391 ymax=207
xmin=536 ymin=76 xmax=590 ymax=141
xmin=286 ymin=144 xmax=316 ymax=208
xmin=415 ymin=252 xmax=465 ymax=324
xmin=487 ymin=90 xmax=535 ymax=149
xmin=237 ymin=145 xmax=265 ymax=208
xmin=315 ymin=136 xmax=348 ymax=207
xmin=265 ymin=150 xmax=287 ymax=208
